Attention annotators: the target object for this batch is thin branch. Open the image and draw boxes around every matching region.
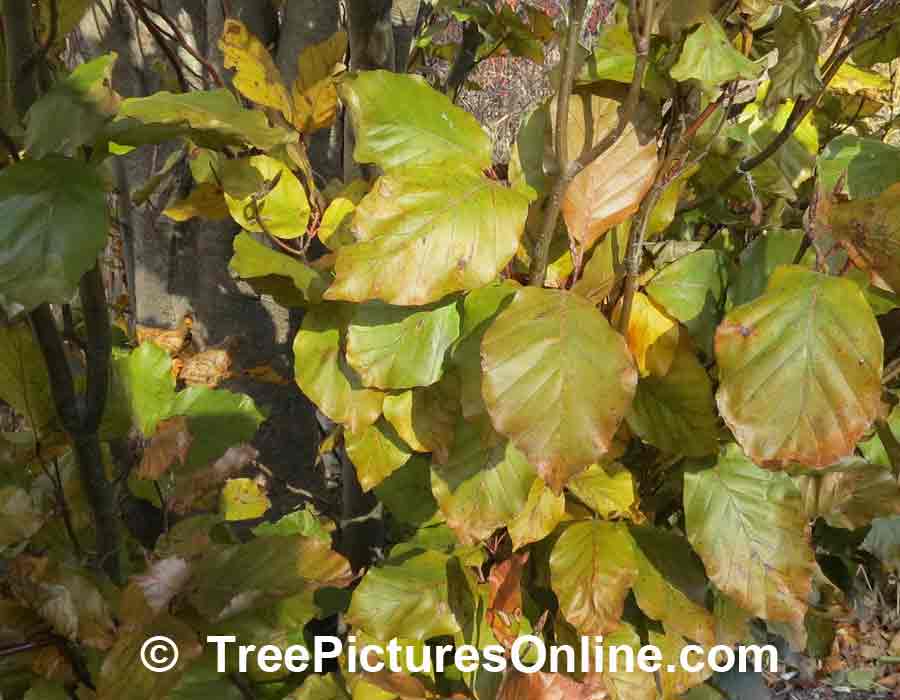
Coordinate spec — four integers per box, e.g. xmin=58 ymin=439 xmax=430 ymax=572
xmin=877 ymin=419 xmax=900 ymax=477
xmin=79 ymin=264 xmax=111 ymax=433
xmin=126 ymin=0 xmax=189 ymax=92
xmin=0 ymin=126 xmax=20 ymax=161
xmin=20 ymin=0 xmax=58 ymax=78
xmin=884 ymin=356 xmax=900 ymax=385
xmin=530 ymin=0 xmax=654 ymax=287
xmin=446 ymin=20 xmax=483 ymax=101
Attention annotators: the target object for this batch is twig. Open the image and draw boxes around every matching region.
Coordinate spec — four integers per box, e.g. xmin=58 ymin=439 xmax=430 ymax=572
xmin=19 ymin=0 xmax=57 ymax=78
xmin=126 ymin=0 xmax=189 ymax=92
xmin=884 ymin=356 xmax=900 ymax=385
xmin=877 ymin=419 xmax=900 ymax=477
xmin=530 ymin=0 xmax=654 ymax=287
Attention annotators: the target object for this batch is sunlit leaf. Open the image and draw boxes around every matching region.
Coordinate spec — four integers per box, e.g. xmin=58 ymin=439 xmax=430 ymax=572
xmin=339 ymin=71 xmax=491 ymax=170
xmin=571 ymin=225 xmax=629 ymax=305
xmin=110 ymin=343 xmax=177 ymax=437
xmin=507 ymin=478 xmax=566 ymax=550
xmin=559 ymin=92 xmax=658 ymax=249
xmin=430 ymin=419 xmax=535 ymax=545
xmin=326 ymin=165 xmax=528 ymax=306
xmin=374 ymin=456 xmax=439 ymax=527
xmin=382 ymin=375 xmax=459 ymax=463
xmin=345 ymin=300 xmax=460 ymax=390
xmin=219 ymin=19 xmax=292 ymax=116
xmin=646 ymin=249 xmax=728 ymax=356
xmin=716 ymin=266 xmax=883 ymax=468
xmin=292 ymin=32 xmax=347 ymax=133
xmin=630 ymin=526 xmax=715 ymax=647
xmin=482 ymin=288 xmax=637 ymax=493
xmin=819 ymin=135 xmax=900 ymax=199
xmin=346 ymin=549 xmax=461 ymax=641
xmin=220 ymin=478 xmax=271 ymax=521
xmin=550 ymin=520 xmax=638 ymax=635
xmin=651 ymin=628 xmax=713 ymax=698
xmin=614 ymin=291 xmax=679 ymax=378
xmin=345 ymin=419 xmax=412 ymax=491
xmin=567 ymin=462 xmax=636 ymax=518
xmin=293 ymin=305 xmax=384 ymax=433
xmin=684 ymin=444 xmax=815 ymax=629
xmin=670 ymin=16 xmax=762 ymax=94
xmin=229 ymin=232 xmax=329 ymax=307
xmin=224 ymin=155 xmax=311 ymax=239
xmin=109 ymin=89 xmax=296 ymax=151
xmin=0 ymin=157 xmax=107 ymax=314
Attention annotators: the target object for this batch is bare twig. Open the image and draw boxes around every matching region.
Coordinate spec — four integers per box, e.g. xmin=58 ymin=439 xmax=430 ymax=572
xmin=20 ymin=0 xmax=57 ymax=79
xmin=530 ymin=0 xmax=654 ymax=287
xmin=126 ymin=0 xmax=189 ymax=92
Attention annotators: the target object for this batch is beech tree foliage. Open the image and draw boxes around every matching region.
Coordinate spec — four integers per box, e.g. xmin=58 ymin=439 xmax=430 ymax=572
xmin=2 ymin=0 xmax=900 ymax=699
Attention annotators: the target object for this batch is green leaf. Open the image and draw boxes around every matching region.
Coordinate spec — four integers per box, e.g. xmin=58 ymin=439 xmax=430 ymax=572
xmin=25 ymin=53 xmax=119 ymax=158
xmin=451 ymin=282 xmax=518 ymax=421
xmin=374 ymin=455 xmax=439 ymax=527
xmin=169 ymin=386 xmax=265 ymax=469
xmin=630 ymin=526 xmax=716 ymax=647
xmin=110 ymin=343 xmax=177 ymax=436
xmin=220 ymin=478 xmax=271 ymax=521
xmin=684 ymin=444 xmax=815 ymax=628
xmin=627 ymin=339 xmax=718 ymax=457
xmin=382 ymin=375 xmax=459 ymax=463
xmin=325 ymin=165 xmax=528 ymax=306
xmin=716 ymin=266 xmax=883 ymax=468
xmin=108 ymin=89 xmax=296 ymax=151
xmin=670 ymin=16 xmax=762 ymax=94
xmin=550 ymin=520 xmax=638 ymax=635
xmin=290 ymin=674 xmax=351 ymax=700
xmin=224 ymin=156 xmax=311 ymax=239
xmin=229 ymin=232 xmax=329 ymax=307
xmin=862 ymin=517 xmax=900 ymax=571
xmin=430 ymin=419 xmax=536 ymax=545
xmin=507 ymin=478 xmax=566 ymax=550
xmin=566 ymin=462 xmax=636 ymax=518
xmin=339 ymin=71 xmax=492 ymax=171
xmin=346 ymin=549 xmax=461 ymax=641
xmin=345 ymin=419 xmax=412 ymax=491
xmin=578 ymin=7 xmax=636 ymax=84
xmin=726 ymin=229 xmax=808 ymax=309
xmin=252 ymin=505 xmax=332 ymax=541
xmin=0 ymin=156 xmax=107 ymax=314
xmin=646 ymin=249 xmax=728 ymax=356
xmin=190 ymin=535 xmax=352 ymax=620
xmin=0 ymin=321 xmax=56 ymax=435
xmin=346 ymin=300 xmax=461 ymax=390
xmin=481 ymin=288 xmax=637 ymax=493
xmin=292 ymin=305 xmax=384 ymax=433
xmin=763 ymin=6 xmax=822 ymax=110
xmin=24 ymin=680 xmax=69 ymax=700
xmin=819 ymin=135 xmax=900 ymax=199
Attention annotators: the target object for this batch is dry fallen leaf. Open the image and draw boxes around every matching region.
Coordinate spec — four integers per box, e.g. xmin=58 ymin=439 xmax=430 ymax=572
xmin=138 ymin=416 xmax=193 ymax=480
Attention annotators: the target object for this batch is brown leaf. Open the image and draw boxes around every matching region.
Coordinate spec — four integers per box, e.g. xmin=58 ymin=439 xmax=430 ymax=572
xmin=178 ymin=338 xmax=236 ymax=387
xmin=558 ymin=91 xmax=659 ymax=250
xmin=135 ymin=316 xmax=192 ymax=355
xmin=497 ymin=669 xmax=606 ymax=700
xmin=487 ymin=551 xmax=529 ymax=649
xmin=169 ymin=444 xmax=258 ymax=514
xmin=137 ymin=416 xmax=193 ymax=480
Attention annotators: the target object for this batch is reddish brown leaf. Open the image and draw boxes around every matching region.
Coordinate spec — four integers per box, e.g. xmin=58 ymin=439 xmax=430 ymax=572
xmin=138 ymin=416 xmax=193 ymax=480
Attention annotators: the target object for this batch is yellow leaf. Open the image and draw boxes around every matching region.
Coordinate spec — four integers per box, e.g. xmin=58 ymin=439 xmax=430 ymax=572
xmin=220 ymin=478 xmax=271 ymax=521
xmin=219 ymin=19 xmax=291 ymax=119
xmin=163 ymin=182 xmax=230 ymax=222
xmin=291 ymin=31 xmax=347 ymax=133
xmin=318 ymin=179 xmax=368 ymax=249
xmin=615 ymin=292 xmax=679 ymax=377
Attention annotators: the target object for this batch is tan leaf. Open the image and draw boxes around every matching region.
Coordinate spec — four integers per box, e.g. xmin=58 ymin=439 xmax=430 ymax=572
xmin=135 ymin=316 xmax=192 ymax=355
xmin=169 ymin=444 xmax=259 ymax=514
xmin=138 ymin=416 xmax=193 ymax=480
xmin=487 ymin=552 xmax=529 ymax=649
xmin=178 ymin=340 xmax=236 ymax=387
xmin=558 ymin=91 xmax=659 ymax=249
